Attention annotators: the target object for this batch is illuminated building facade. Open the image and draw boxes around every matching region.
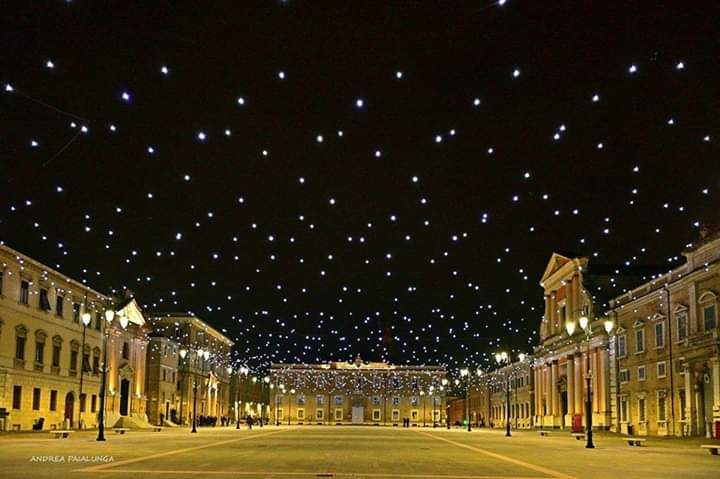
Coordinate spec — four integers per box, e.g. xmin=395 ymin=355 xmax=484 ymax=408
xmin=0 ymin=244 xmax=149 ymax=431
xmin=269 ymin=355 xmax=447 ymax=426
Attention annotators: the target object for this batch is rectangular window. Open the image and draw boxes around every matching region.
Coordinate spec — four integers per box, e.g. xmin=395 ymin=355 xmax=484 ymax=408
xmin=334 ymin=408 xmax=343 ymax=421
xmin=297 ymin=395 xmax=305 ymax=405
xmin=32 ymin=388 xmax=41 ymax=410
xmin=617 ymin=335 xmax=627 ymax=357
xmin=297 ymin=408 xmax=304 ymax=420
xmin=91 ymin=394 xmax=97 ymax=413
xmin=372 ymin=395 xmax=381 ymax=406
xmin=410 ymin=396 xmax=419 ymax=407
xmin=316 ymin=409 xmax=324 ymax=420
xmin=392 ymin=396 xmax=400 ymax=406
xmin=656 ymin=361 xmax=667 ymax=378
xmin=619 ymin=369 xmax=630 ymax=383
xmin=657 ymin=393 xmax=667 ymax=421
xmin=392 ymin=377 xmax=400 ymax=389
xmin=411 ymin=377 xmax=419 ymax=389
xmin=52 ymin=345 xmax=61 ymax=367
xmin=392 ymin=409 xmax=400 ymax=421
xmin=638 ymin=398 xmax=646 ymax=422
xmin=73 ymin=303 xmax=81 ymax=323
xmin=122 ymin=342 xmax=130 ymax=360
xmin=50 ymin=390 xmax=57 ymax=411
xmin=15 ymin=335 xmax=26 ymax=360
xmin=372 ymin=409 xmax=381 ymax=421
xmin=39 ymin=288 xmax=50 ymax=310
xmin=12 ymin=385 xmax=22 ymax=409
xmin=95 ymin=312 xmax=102 ymax=330
xmin=93 ymin=355 xmax=99 ymax=374
xmin=411 ymin=410 xmax=418 ymax=421
xmin=676 ymin=312 xmax=688 ymax=340
xmin=70 ymin=350 xmax=78 ymax=373
xmin=638 ymin=366 xmax=646 ymax=381
xmin=655 ymin=322 xmax=665 ymax=348
xmin=20 ymin=280 xmax=29 ymax=305
xmin=334 ymin=395 xmax=343 ymax=406
xmin=619 ymin=396 xmax=628 ymax=423
xmin=635 ymin=329 xmax=645 ymax=353
xmin=703 ymin=304 xmax=717 ymax=330
xmin=316 ymin=395 xmax=324 ymax=405
xmin=55 ymin=294 xmax=64 ymax=317
xmin=35 ymin=342 xmax=44 ymax=364
xmin=79 ymin=393 xmax=86 ymax=412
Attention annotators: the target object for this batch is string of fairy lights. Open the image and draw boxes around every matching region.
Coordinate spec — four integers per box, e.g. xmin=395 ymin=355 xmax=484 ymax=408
xmin=1 ymin=0 xmax=717 ymax=380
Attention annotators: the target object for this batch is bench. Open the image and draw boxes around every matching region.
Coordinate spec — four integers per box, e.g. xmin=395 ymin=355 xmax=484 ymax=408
xmin=538 ymin=430 xmax=550 ymax=436
xmin=625 ymin=438 xmax=646 ymax=446
xmin=701 ymin=445 xmax=719 ymax=455
xmin=151 ymin=426 xmax=163 ymax=432
xmin=113 ymin=428 xmax=130 ymax=434
xmin=50 ymin=430 xmax=73 ymax=439
xmin=571 ymin=433 xmax=585 ymax=440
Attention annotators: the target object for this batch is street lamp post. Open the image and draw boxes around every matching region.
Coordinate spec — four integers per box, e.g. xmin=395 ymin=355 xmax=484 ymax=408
xmin=96 ymin=309 xmax=114 ymax=441
xmin=77 ymin=311 xmax=92 ymax=429
xmin=460 ymin=368 xmax=470 ymax=432
xmin=179 ymin=348 xmax=188 ymax=425
xmin=566 ymin=310 xmax=614 ymax=449
xmin=192 ymin=349 xmax=211 ymax=433
xmin=442 ymin=378 xmax=450 ymax=429
xmin=495 ymin=351 xmax=512 ymax=437
xmin=261 ymin=376 xmax=270 ymax=427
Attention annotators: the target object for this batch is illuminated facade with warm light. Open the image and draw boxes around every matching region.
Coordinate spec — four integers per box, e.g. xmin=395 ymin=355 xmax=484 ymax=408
xmin=608 ymin=231 xmax=720 ymax=438
xmin=269 ymin=355 xmax=447 ymax=426
xmin=0 ymin=244 xmax=149 ymax=431
xmin=148 ymin=314 xmax=234 ymax=425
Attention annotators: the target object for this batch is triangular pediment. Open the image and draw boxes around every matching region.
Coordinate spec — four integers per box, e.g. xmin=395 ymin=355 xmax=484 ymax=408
xmin=540 ymin=253 xmax=573 ymax=284
xmin=117 ymin=297 xmax=146 ymax=327
xmin=632 ymin=319 xmax=645 ymax=328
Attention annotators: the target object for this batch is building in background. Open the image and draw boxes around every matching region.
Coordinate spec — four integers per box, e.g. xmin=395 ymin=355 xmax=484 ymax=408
xmin=608 ymin=230 xmax=720 ymax=438
xmin=0 ymin=244 xmax=149 ymax=431
xmin=145 ymin=335 xmax=180 ymax=425
xmin=269 ymin=355 xmax=447 ymax=426
xmin=148 ymin=314 xmax=234 ymax=425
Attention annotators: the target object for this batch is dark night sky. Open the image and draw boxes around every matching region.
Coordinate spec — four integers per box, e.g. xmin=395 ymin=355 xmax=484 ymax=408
xmin=1 ymin=1 xmax=719 ymax=372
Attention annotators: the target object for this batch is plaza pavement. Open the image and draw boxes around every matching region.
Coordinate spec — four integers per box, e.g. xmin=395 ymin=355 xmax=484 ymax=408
xmin=0 ymin=425 xmax=717 ymax=479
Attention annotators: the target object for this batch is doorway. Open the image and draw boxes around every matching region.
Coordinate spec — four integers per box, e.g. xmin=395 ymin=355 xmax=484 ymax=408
xmin=120 ymin=379 xmax=130 ymax=416
xmin=352 ymin=406 xmax=364 ymax=424
xmin=64 ymin=392 xmax=74 ymax=428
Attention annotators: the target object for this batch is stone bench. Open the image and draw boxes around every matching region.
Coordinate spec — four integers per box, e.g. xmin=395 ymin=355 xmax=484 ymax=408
xmin=113 ymin=428 xmax=130 ymax=434
xmin=571 ymin=433 xmax=585 ymax=440
xmin=538 ymin=430 xmax=550 ymax=436
xmin=701 ymin=445 xmax=719 ymax=455
xmin=625 ymin=437 xmax=646 ymax=446
xmin=50 ymin=430 xmax=73 ymax=439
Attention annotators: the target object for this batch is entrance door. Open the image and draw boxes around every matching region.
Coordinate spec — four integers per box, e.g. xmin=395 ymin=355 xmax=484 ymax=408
xmin=64 ymin=392 xmax=74 ymax=428
xmin=561 ymin=391 xmax=568 ymax=428
xmin=352 ymin=406 xmax=364 ymax=424
xmin=120 ymin=379 xmax=130 ymax=416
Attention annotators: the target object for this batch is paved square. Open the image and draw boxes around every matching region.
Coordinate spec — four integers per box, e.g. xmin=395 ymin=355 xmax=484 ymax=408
xmin=0 ymin=426 xmax=717 ymax=478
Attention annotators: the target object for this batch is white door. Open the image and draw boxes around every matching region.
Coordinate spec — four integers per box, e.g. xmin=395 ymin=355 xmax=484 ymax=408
xmin=352 ymin=406 xmax=364 ymax=424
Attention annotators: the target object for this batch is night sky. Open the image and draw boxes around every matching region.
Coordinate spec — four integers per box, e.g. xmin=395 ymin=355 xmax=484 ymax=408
xmin=1 ymin=1 xmax=718 ymax=373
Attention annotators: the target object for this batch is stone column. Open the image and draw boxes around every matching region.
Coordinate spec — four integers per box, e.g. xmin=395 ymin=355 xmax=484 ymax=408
xmin=534 ymin=367 xmax=541 ymax=419
xmin=567 ymin=355 xmax=575 ymax=416
xmin=683 ymin=363 xmax=695 ymax=435
xmin=575 ymin=354 xmax=583 ymax=413
xmin=712 ymin=358 xmax=720 ymax=425
xmin=543 ymin=296 xmax=550 ymax=339
xmin=598 ymin=347 xmax=608 ymax=417
xmin=566 ymin=277 xmax=575 ymax=325
xmin=551 ymin=361 xmax=559 ymax=419
xmin=591 ymin=348 xmax=599 ymax=413
xmin=545 ymin=365 xmax=552 ymax=419
xmin=549 ymin=294 xmax=557 ymax=336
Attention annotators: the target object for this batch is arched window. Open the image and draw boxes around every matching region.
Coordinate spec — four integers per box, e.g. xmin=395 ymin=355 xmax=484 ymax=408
xmin=698 ymin=291 xmax=717 ymax=331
